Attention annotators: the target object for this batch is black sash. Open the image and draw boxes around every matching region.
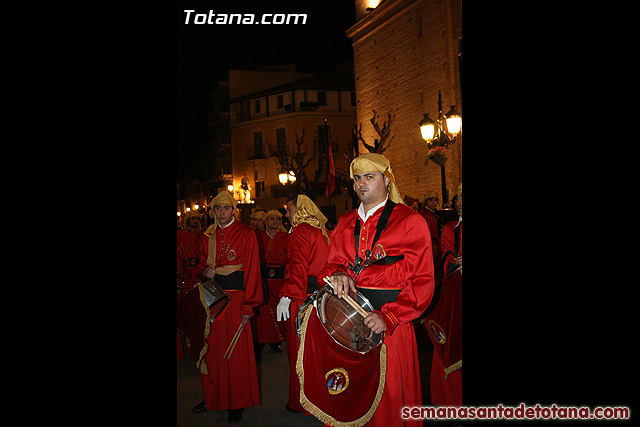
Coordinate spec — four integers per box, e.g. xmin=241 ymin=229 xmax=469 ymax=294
xmin=261 ymin=265 xmax=285 ymax=280
xmin=214 ymin=270 xmax=245 ymax=290
xmin=307 ymin=276 xmax=319 ymax=294
xmin=355 ymin=287 xmax=402 ymax=311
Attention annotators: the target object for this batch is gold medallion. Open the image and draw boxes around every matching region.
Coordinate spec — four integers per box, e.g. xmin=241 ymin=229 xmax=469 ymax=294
xmin=325 ymin=367 xmax=350 ymax=395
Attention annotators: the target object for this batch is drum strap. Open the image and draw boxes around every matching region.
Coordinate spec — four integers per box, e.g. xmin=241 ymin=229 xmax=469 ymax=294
xmin=454 ymin=220 xmax=461 ymax=255
xmin=350 ymin=200 xmax=397 ymax=279
xmin=206 ymin=234 xmax=217 ymax=267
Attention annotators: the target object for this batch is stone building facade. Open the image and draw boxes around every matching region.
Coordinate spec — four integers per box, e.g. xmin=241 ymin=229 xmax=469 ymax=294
xmin=347 ymin=0 xmax=462 ymax=206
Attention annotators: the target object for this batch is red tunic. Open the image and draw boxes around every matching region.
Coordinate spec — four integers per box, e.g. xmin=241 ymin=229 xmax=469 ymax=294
xmin=254 ymin=229 xmax=289 ymax=343
xmin=176 ymin=228 xmax=208 ymax=293
xmin=199 ymin=219 xmax=263 ymax=411
xmin=318 ymin=203 xmax=435 ymax=426
xmin=418 ymin=207 xmax=441 ymax=259
xmin=430 ymin=219 xmax=462 ymax=406
xmin=440 ymin=220 xmax=462 ymax=266
xmin=177 ymin=229 xmax=208 ymax=360
xmin=279 ymin=222 xmax=331 ymax=413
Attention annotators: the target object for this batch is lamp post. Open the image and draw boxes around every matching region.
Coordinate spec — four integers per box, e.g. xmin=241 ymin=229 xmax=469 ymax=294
xmin=278 ymin=169 xmax=296 ymax=199
xmin=419 ymin=90 xmax=462 ymax=208
xmin=278 ymin=170 xmax=296 ymax=186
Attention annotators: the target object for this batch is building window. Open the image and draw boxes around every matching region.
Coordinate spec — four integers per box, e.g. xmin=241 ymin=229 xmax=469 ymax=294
xmin=242 ymin=101 xmax=251 ymax=121
xmin=254 ymin=170 xmax=265 ymax=198
xmin=255 ymin=99 xmax=261 ymax=113
xmin=253 ymin=132 xmax=264 ymax=158
xmin=276 ymin=128 xmax=286 ymax=153
xmin=277 ymin=95 xmax=284 ymax=109
xmin=317 ymin=91 xmax=327 ymax=106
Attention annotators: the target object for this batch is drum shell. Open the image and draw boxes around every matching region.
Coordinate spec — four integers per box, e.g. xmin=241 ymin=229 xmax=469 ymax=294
xmin=314 ymin=286 xmax=381 ymax=353
xmin=200 ymin=279 xmax=230 ymax=322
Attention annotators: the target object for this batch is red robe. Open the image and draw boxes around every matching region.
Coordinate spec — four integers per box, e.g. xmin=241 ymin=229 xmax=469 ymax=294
xmin=279 ymin=222 xmax=331 ymax=413
xmin=177 ymin=229 xmax=208 ymax=360
xmin=254 ymin=229 xmax=289 ymax=343
xmin=199 ymin=219 xmax=263 ymax=410
xmin=177 ymin=228 xmax=208 ymax=294
xmin=418 ymin=207 xmax=441 ymax=259
xmin=318 ymin=203 xmax=434 ymax=426
xmin=430 ymin=219 xmax=462 ymax=406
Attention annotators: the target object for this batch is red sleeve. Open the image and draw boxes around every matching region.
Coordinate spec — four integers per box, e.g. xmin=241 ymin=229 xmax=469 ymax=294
xmin=317 ymin=215 xmax=355 ymax=284
xmin=240 ymin=227 xmax=263 ymax=315
xmin=280 ymin=225 xmax=311 ymax=301
xmin=440 ymin=222 xmax=457 ymax=266
xmin=376 ymin=213 xmax=434 ymax=334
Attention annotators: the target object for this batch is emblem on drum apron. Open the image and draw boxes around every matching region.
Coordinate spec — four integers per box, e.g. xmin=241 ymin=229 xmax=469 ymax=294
xmin=325 ymin=368 xmax=349 ymax=395
xmin=227 ymin=249 xmax=236 ymax=261
xmin=427 ymin=320 xmax=446 ymax=344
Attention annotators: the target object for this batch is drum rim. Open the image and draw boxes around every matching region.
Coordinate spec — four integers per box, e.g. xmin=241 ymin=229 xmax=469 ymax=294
xmin=316 ymin=288 xmax=381 ymax=354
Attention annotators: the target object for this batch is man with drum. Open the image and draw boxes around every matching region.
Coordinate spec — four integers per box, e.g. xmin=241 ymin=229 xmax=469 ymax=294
xmin=191 ymin=191 xmax=262 ymax=422
xmin=320 ymin=153 xmax=435 ymax=426
xmin=276 ymin=194 xmax=331 ymax=414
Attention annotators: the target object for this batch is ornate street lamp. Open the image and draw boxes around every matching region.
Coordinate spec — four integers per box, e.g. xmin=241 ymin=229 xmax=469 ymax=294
xmin=419 ymin=90 xmax=462 ymax=208
xmin=279 ymin=170 xmax=296 ymax=185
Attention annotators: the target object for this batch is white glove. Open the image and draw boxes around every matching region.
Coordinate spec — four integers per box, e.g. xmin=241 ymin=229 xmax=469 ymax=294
xmin=277 ymin=296 xmax=291 ymax=321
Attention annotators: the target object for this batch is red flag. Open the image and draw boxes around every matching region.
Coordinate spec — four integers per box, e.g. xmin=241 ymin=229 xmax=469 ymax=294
xmin=325 ymin=140 xmax=336 ymax=197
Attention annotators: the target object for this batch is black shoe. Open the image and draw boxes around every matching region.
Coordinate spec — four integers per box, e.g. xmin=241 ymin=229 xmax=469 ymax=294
xmin=285 ymin=403 xmax=302 ymax=413
xmin=227 ymin=408 xmax=243 ymax=422
xmin=191 ymin=400 xmax=207 ymax=413
xmin=269 ymin=343 xmax=283 ymax=352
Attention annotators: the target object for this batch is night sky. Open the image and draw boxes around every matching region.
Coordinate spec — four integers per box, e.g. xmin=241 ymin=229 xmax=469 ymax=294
xmin=177 ymin=0 xmax=356 ymax=181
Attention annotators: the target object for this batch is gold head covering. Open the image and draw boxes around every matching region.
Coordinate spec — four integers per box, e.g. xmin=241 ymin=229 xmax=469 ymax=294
xmin=204 ymin=191 xmax=237 ymax=237
xmin=424 ymin=190 xmax=439 ymax=201
xmin=291 ymin=195 xmax=330 ymax=245
xmin=264 ymin=209 xmax=282 ymax=219
xmin=349 ymin=153 xmax=404 ymax=204
xmin=183 ymin=210 xmax=202 ymax=230
xmin=250 ymin=210 xmax=266 ymax=220
xmin=265 ymin=209 xmax=286 ymax=233
xmin=456 ymin=182 xmax=462 ymax=196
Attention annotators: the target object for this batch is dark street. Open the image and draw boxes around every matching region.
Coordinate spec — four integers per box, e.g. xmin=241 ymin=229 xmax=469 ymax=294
xmin=177 ymin=334 xmax=434 ymax=426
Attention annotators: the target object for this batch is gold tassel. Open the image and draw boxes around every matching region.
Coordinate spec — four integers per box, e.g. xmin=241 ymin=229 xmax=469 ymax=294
xmin=195 ymin=283 xmax=213 ymax=369
xmin=444 ymin=359 xmax=462 ymax=380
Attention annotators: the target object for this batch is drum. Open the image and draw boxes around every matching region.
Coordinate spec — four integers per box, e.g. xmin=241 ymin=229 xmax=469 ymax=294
xmin=200 ymin=279 xmax=230 ymax=322
xmin=297 ymin=286 xmax=381 ymax=353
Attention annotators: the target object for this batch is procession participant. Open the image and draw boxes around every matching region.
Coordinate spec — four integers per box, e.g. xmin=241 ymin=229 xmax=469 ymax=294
xmin=191 ymin=191 xmax=262 ymax=423
xmin=418 ymin=190 xmax=441 ymax=259
xmin=250 ymin=210 xmax=266 ymax=231
xmin=177 ymin=211 xmax=208 ymax=361
xmin=254 ymin=209 xmax=288 ymax=352
xmin=440 ymin=183 xmax=462 ymax=274
xmin=319 ymin=153 xmax=435 ymax=426
xmin=429 ymin=182 xmax=462 ymax=407
xmin=276 ymin=194 xmax=331 ymax=414
xmin=177 ymin=210 xmax=207 ymax=295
